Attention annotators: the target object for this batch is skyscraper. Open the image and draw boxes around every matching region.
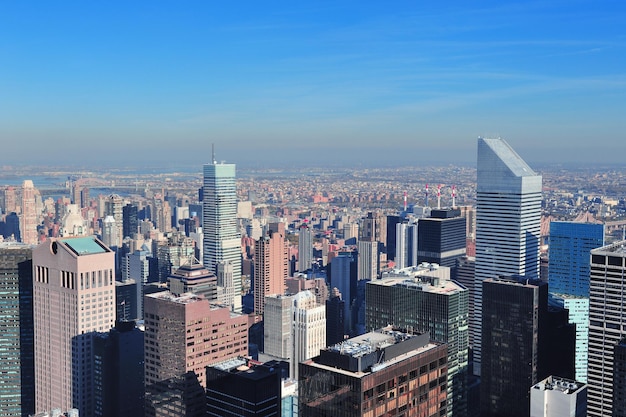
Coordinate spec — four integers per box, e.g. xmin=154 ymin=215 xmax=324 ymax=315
xmin=297 ymin=222 xmax=313 ymax=272
xmin=549 ymin=221 xmax=604 ymax=297
xmin=33 ymin=237 xmax=116 ymax=416
xmin=291 ymin=290 xmax=326 ymax=380
xmin=104 ymin=194 xmax=123 ymax=247
xmin=0 ymin=243 xmax=34 ymax=417
xmin=202 ymin=159 xmax=242 ymax=313
xmin=417 ymin=208 xmax=466 ymax=272
xmin=366 ymin=268 xmax=469 ymax=416
xmin=299 ymin=328 xmax=448 ymax=417
xmin=357 ymin=240 xmax=379 ymax=280
xmin=20 ymin=180 xmax=39 ymax=245
xmin=473 ymin=137 xmax=542 ymax=376
xmin=587 ymin=241 xmax=626 ymax=416
xmin=143 ymin=291 xmax=248 ymax=388
xmin=395 ymin=220 xmax=418 ymax=269
xmin=481 ymin=277 xmax=543 ymax=417
xmin=253 ymin=229 xmax=288 ymax=315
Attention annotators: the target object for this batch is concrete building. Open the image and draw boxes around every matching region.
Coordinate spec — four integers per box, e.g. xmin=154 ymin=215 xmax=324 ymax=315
xmin=395 ymin=221 xmax=418 ymax=269
xmin=297 ymin=222 xmax=313 ymax=272
xmin=263 ymin=294 xmax=293 ymax=361
xmin=143 ymin=291 xmax=248 ymax=388
xmin=202 ymin=160 xmax=242 ymax=313
xmin=21 ymin=180 xmax=39 ymax=245
xmin=366 ymin=265 xmax=469 ymax=416
xmin=587 ymin=241 xmax=626 ymax=416
xmin=291 ymin=290 xmax=326 ymax=380
xmin=33 ymin=237 xmax=116 ymax=416
xmin=473 ymin=137 xmax=542 ymax=376
xmin=299 ymin=327 xmax=448 ymax=417
xmin=530 ymin=376 xmax=587 ymax=417
xmin=0 ymin=243 xmax=34 ymax=417
xmin=253 ymin=229 xmax=288 ymax=315
xmin=358 ymin=239 xmax=379 ymax=280
xmin=103 ymin=194 xmax=123 ymax=247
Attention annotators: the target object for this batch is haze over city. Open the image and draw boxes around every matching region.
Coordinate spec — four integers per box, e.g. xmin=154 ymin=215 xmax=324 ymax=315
xmin=2 ymin=1 xmax=625 ymax=167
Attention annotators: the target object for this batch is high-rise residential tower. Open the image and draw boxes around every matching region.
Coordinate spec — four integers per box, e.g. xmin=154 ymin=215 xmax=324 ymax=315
xmin=21 ymin=180 xmax=39 ymax=245
xmin=473 ymin=137 xmax=542 ymax=376
xmin=104 ymin=194 xmax=123 ymax=247
xmin=297 ymin=222 xmax=313 ymax=272
xmin=33 ymin=237 xmax=116 ymax=416
xmin=253 ymin=229 xmax=288 ymax=315
xmin=587 ymin=241 xmax=626 ymax=416
xmin=202 ymin=159 xmax=242 ymax=313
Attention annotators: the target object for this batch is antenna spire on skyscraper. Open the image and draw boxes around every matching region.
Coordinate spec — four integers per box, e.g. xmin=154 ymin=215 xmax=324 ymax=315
xmin=212 ymin=143 xmax=216 ymax=164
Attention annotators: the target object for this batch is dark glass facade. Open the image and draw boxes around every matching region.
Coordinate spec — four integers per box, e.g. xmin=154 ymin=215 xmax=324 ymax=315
xmin=417 ymin=209 xmax=466 ymax=271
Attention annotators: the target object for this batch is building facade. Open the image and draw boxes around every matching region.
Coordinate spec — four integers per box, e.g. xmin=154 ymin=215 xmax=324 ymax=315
xmin=33 ymin=237 xmax=116 ymax=416
xmin=299 ymin=328 xmax=448 ymax=417
xmin=530 ymin=376 xmax=587 ymax=417
xmin=253 ymin=230 xmax=288 ymax=315
xmin=143 ymin=291 xmax=248 ymax=388
xmin=297 ymin=222 xmax=313 ymax=272
xmin=473 ymin=137 xmax=542 ymax=376
xmin=587 ymin=241 xmax=626 ymax=416
xmin=202 ymin=161 xmax=242 ymax=312
xmin=0 ymin=243 xmax=34 ymax=417
xmin=417 ymin=208 xmax=466 ymax=272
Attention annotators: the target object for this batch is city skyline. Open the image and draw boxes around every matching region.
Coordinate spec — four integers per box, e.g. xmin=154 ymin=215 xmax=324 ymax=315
xmin=1 ymin=2 xmax=625 ymax=167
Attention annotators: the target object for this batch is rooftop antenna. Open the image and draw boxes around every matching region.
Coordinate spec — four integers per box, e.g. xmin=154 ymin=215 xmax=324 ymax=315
xmin=212 ymin=143 xmax=216 ymax=164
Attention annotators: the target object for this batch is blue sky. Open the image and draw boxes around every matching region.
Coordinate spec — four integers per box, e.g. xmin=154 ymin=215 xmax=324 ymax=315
xmin=1 ymin=1 xmax=625 ymax=168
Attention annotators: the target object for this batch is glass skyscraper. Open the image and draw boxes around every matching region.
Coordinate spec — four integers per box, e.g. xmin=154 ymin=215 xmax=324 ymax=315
xmin=473 ymin=137 xmax=542 ymax=376
xmin=548 ymin=221 xmax=603 ymax=383
xmin=549 ymin=221 xmax=604 ymax=297
xmin=202 ymin=161 xmax=242 ymax=313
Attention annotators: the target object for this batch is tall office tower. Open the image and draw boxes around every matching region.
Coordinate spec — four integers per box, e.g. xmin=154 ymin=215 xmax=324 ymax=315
xmin=417 ymin=208 xmax=467 ymax=272
xmin=143 ymin=291 xmax=248 ymax=388
xmin=366 ymin=271 xmax=469 ymax=416
xmin=395 ymin=221 xmax=418 ymax=269
xmin=291 ymin=290 xmax=326 ymax=380
xmin=530 ymin=376 xmax=587 ymax=417
xmin=21 ymin=180 xmax=39 ymax=244
xmin=361 ymin=211 xmax=387 ymax=248
xmin=455 ymin=256 xmax=475 ymax=344
xmin=104 ymin=194 xmax=123 ymax=247
xmin=144 ymin=371 xmax=206 ymax=417
xmin=614 ymin=337 xmax=626 ymax=416
xmin=386 ymin=215 xmax=402 ymax=261
xmin=473 ymin=137 xmax=542 ymax=376
xmin=206 ymin=358 xmax=282 ymax=416
xmin=167 ymin=259 xmax=218 ymax=302
xmin=587 ymin=241 xmax=626 ymax=417
xmin=325 ymin=287 xmax=345 ymax=346
xmin=92 ymin=321 xmax=144 ymax=417
xmin=0 ymin=243 xmax=34 ymax=417
xmin=299 ymin=328 xmax=448 ymax=417
xmin=253 ymin=230 xmax=288 ymax=315
xmin=329 ymin=254 xmax=356 ymax=336
xmin=297 ymin=222 xmax=313 ymax=272
xmin=549 ymin=221 xmax=604 ymax=297
xmin=358 ymin=239 xmax=379 ymax=280
xmin=263 ymin=294 xmax=293 ymax=360
xmin=122 ymin=203 xmax=138 ymax=239
xmin=33 ymin=237 xmax=116 ymax=416
xmin=202 ymin=160 xmax=242 ymax=313
xmin=3 ymin=212 xmax=21 ymax=241
xmin=101 ymin=216 xmax=118 ymax=248
xmin=156 ymin=234 xmax=196 ymax=283
xmin=481 ymin=277 xmax=544 ymax=417
xmin=127 ymin=249 xmax=151 ymax=319
xmin=80 ymin=187 xmax=89 ymax=210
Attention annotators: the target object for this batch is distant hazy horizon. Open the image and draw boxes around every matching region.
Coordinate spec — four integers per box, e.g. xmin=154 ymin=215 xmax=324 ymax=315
xmin=1 ymin=2 xmax=625 ymax=166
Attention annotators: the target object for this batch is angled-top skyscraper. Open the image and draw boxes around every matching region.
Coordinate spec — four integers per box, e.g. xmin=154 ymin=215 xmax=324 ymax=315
xmin=202 ymin=151 xmax=242 ymax=313
xmin=473 ymin=137 xmax=542 ymax=376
